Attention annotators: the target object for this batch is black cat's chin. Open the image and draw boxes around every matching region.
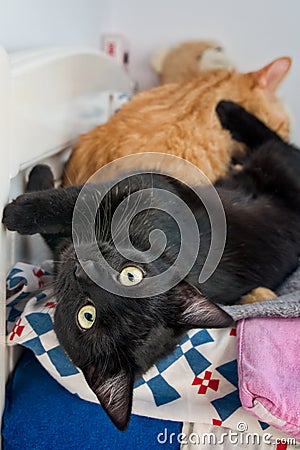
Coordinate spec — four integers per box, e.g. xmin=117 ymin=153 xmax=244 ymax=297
xmin=54 ymin=260 xmax=233 ymax=432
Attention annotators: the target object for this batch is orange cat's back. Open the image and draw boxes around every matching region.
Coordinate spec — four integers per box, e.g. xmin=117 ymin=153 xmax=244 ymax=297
xmin=63 ymin=57 xmax=291 ymax=186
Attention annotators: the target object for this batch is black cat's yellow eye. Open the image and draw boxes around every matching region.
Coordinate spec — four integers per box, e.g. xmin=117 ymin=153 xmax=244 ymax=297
xmin=119 ymin=266 xmax=144 ymax=286
xmin=77 ymin=304 xmax=96 ymax=330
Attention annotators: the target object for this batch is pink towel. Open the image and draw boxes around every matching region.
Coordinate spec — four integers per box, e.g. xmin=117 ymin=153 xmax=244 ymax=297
xmin=237 ymin=317 xmax=300 ymax=440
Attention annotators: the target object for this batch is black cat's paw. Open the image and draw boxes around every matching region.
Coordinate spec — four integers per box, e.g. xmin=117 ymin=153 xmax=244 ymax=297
xmin=216 ymin=100 xmax=280 ymax=148
xmin=26 ymin=164 xmax=54 ymax=192
xmin=216 ymin=101 xmax=245 ymax=135
xmin=2 ymin=194 xmax=41 ymax=235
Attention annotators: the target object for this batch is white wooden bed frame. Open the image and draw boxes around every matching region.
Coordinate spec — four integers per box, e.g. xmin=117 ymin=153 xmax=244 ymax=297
xmin=0 ymin=46 xmax=133 ymax=437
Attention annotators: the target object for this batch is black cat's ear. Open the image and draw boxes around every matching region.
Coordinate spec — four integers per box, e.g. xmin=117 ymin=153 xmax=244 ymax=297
xmin=176 ymin=282 xmax=234 ymax=328
xmin=81 ymin=365 xmax=134 ymax=431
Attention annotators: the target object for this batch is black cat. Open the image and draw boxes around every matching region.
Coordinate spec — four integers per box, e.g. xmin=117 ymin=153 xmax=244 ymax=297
xmin=3 ymin=101 xmax=300 ymax=431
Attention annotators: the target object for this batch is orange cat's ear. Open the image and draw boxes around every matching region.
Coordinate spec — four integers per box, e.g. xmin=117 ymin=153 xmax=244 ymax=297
xmin=254 ymin=57 xmax=292 ymax=92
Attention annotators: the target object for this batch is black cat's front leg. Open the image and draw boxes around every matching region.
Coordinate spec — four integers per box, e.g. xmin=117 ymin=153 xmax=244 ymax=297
xmin=216 ymin=100 xmax=281 ymax=148
xmin=2 ymin=186 xmax=82 ymax=236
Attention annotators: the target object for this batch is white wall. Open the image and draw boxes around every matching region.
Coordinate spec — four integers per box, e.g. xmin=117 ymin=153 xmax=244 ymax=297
xmin=0 ymin=0 xmax=112 ymax=50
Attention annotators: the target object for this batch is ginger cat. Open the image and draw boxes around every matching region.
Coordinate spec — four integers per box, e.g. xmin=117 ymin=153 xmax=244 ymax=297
xmin=64 ymin=57 xmax=291 ymax=186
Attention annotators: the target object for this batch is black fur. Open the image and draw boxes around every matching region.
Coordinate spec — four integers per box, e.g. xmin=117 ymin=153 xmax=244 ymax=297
xmin=26 ymin=164 xmax=55 ymax=192
xmin=3 ymin=101 xmax=300 ymax=430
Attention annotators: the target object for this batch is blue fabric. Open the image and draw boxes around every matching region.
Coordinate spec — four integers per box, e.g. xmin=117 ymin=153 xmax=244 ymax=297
xmin=2 ymin=350 xmax=182 ymax=450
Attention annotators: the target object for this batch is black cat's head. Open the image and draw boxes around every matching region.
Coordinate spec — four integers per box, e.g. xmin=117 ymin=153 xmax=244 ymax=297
xmin=53 ymin=251 xmax=232 ymax=430
xmin=53 ymin=174 xmax=233 ymax=431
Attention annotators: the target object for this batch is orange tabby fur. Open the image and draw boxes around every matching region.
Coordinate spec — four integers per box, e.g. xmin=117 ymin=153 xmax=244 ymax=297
xmin=64 ymin=57 xmax=291 ymax=186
